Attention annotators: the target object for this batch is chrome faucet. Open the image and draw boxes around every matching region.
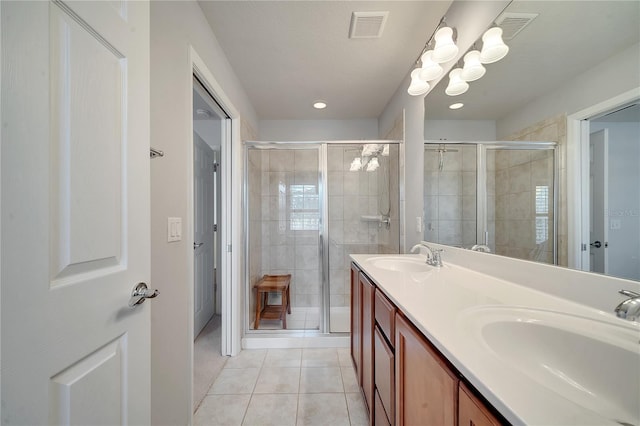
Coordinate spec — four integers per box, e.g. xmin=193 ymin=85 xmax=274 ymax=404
xmin=410 ymin=241 xmax=444 ymax=267
xmin=614 ymin=290 xmax=640 ymax=321
xmin=470 ymin=244 xmax=491 ymax=253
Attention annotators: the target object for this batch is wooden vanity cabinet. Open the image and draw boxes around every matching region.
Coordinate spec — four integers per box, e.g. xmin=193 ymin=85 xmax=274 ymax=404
xmin=361 ymin=272 xmax=376 ymax=418
xmin=350 ymin=263 xmax=362 ymax=384
xmin=374 ymin=288 xmax=396 ymax=425
xmin=395 ymin=313 xmax=459 ymax=426
xmin=458 ymin=383 xmax=503 ymax=426
xmin=350 ymin=262 xmax=505 ymax=426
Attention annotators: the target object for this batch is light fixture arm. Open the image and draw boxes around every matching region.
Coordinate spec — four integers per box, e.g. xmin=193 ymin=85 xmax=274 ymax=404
xmin=410 ymin=16 xmax=448 ymax=67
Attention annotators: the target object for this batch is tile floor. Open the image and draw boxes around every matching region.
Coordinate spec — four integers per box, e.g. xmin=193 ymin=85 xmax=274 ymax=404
xmin=194 ymin=347 xmax=368 ymax=426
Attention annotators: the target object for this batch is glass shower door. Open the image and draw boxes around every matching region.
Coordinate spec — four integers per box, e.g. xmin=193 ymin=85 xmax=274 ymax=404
xmin=246 ymin=145 xmax=322 ymax=331
xmin=326 ymin=143 xmax=400 ymax=332
xmin=483 ymin=145 xmax=557 ymax=263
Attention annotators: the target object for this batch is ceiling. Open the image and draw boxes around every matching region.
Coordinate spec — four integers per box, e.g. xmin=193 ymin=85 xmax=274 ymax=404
xmin=198 ymin=1 xmax=452 ymax=120
xmin=198 ymin=1 xmax=639 ymax=123
xmin=424 ymin=1 xmax=640 ymax=120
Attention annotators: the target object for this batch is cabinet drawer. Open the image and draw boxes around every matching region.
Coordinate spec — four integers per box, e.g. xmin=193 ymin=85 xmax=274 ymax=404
xmin=459 ymin=382 xmax=503 ymax=426
xmin=374 ymin=326 xmax=394 ymax=425
xmin=374 ymin=390 xmax=391 ymax=426
xmin=375 ymin=288 xmax=396 ymax=345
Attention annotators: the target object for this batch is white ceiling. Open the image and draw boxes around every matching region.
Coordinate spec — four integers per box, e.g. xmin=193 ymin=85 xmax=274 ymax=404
xmin=198 ymin=1 xmax=639 ymax=122
xmin=198 ymin=1 xmax=452 ymax=120
xmin=424 ymin=1 xmax=640 ymax=120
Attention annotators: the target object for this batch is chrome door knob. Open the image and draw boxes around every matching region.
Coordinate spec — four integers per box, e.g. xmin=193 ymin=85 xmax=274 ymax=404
xmin=129 ymin=282 xmax=159 ymax=307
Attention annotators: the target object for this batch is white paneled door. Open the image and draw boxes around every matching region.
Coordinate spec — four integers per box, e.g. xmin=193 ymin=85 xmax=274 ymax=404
xmin=1 ymin=1 xmax=151 ymax=424
xmin=194 ymin=134 xmax=216 ymax=337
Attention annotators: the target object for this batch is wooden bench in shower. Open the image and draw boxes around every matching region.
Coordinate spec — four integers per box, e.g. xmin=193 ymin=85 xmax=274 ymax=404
xmin=254 ymin=274 xmax=291 ymax=329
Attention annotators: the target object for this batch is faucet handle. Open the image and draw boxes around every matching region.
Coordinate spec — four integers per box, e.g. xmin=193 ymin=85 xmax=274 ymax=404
xmin=619 ymin=289 xmax=640 ymax=298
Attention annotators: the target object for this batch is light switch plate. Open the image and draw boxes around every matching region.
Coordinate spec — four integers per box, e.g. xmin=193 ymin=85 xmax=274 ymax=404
xmin=167 ymin=217 xmax=182 ymax=242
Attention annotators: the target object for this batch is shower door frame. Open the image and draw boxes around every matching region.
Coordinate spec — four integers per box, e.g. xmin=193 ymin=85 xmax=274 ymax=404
xmin=425 ymin=140 xmax=559 ymax=264
xmin=243 ymin=140 xmax=401 ymax=335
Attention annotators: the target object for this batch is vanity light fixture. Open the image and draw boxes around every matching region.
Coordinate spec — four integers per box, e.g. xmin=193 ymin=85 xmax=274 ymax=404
xmin=449 ymin=102 xmax=464 ymax=110
xmin=419 ymin=50 xmax=444 ymax=82
xmin=349 ymin=157 xmax=363 ymax=171
xmin=313 ymin=101 xmax=327 ymax=109
xmin=431 ymin=26 xmax=459 ymax=63
xmin=480 ymin=27 xmax=509 ymax=64
xmin=407 ymin=69 xmax=430 ymax=96
xmin=366 ymin=156 xmax=379 ymax=172
xmin=445 ymin=68 xmax=469 ymax=96
xmin=460 ymin=50 xmax=486 ymax=82
xmin=407 ymin=17 xmax=459 ymax=97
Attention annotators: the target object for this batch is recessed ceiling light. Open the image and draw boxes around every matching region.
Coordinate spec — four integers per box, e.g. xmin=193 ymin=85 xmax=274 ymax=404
xmin=313 ymin=101 xmax=327 ymax=109
xmin=449 ymin=103 xmax=464 ymax=110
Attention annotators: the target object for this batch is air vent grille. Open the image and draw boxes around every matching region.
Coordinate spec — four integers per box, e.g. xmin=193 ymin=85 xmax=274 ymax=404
xmin=495 ymin=12 xmax=538 ymax=40
xmin=349 ymin=11 xmax=389 ymax=39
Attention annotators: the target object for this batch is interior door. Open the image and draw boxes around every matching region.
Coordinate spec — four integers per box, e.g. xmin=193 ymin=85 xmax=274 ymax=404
xmin=1 ymin=1 xmax=151 ymax=424
xmin=589 ymin=129 xmax=609 ymax=273
xmin=194 ymin=134 xmax=216 ymax=337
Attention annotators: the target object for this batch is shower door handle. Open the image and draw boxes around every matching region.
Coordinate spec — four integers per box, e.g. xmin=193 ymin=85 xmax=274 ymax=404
xmin=194 ymin=242 xmax=204 ymax=249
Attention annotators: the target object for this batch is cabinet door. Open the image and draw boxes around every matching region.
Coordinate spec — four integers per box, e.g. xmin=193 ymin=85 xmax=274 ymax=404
xmin=351 ymin=263 xmax=362 ymax=384
xmin=458 ymin=383 xmax=503 ymax=426
xmin=361 ymin=272 xmax=376 ymax=417
xmin=395 ymin=314 xmax=458 ymax=426
xmin=375 ymin=326 xmax=395 ymax=425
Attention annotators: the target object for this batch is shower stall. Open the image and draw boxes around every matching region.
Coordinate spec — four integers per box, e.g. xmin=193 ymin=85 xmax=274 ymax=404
xmin=245 ymin=141 xmax=400 ymax=334
xmin=424 ymin=140 xmax=558 ymax=264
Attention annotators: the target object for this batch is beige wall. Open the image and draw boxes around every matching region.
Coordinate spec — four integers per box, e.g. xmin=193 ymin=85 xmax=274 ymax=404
xmin=150 ymin=2 xmax=257 ymax=424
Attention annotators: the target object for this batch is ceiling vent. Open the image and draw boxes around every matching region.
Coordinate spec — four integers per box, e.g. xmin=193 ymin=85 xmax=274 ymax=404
xmin=495 ymin=12 xmax=538 ymax=40
xmin=349 ymin=11 xmax=389 ymax=39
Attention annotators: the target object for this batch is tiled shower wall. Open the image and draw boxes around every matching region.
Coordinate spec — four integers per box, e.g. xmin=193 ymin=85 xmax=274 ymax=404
xmin=423 ymin=145 xmax=478 ymax=247
xmin=264 ymin=149 xmax=320 ymax=313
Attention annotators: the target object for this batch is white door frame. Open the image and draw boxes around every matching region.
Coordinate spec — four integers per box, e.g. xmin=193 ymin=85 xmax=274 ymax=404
xmin=566 ymin=87 xmax=640 ymax=270
xmin=188 ymin=47 xmax=241 ymax=361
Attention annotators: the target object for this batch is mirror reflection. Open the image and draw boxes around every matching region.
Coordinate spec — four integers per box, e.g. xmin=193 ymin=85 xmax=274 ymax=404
xmin=423 ymin=1 xmax=640 ymax=281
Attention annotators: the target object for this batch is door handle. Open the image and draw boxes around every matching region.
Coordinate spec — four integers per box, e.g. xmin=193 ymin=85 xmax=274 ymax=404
xmin=129 ymin=282 xmax=159 ymax=307
xmin=590 ymin=240 xmax=602 ymax=248
xmin=194 ymin=242 xmax=204 ymax=249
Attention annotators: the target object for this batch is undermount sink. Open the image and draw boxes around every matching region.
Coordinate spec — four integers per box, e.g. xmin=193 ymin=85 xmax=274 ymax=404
xmin=367 ymin=256 xmax=433 ymax=273
xmin=461 ymin=307 xmax=640 ymax=425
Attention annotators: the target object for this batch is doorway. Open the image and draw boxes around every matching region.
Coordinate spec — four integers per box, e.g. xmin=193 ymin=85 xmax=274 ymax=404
xmin=192 ymin=76 xmax=230 ymax=410
xmin=585 ymin=102 xmax=640 ymax=280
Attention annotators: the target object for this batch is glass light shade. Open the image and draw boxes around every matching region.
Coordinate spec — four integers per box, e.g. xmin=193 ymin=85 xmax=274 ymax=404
xmin=460 ymin=50 xmax=486 ymax=82
xmin=419 ymin=50 xmax=444 ymax=81
xmin=480 ymin=27 xmax=509 ymax=64
xmin=381 ymin=144 xmax=389 ymax=156
xmin=361 ymin=144 xmax=380 ymax=157
xmin=431 ymin=27 xmax=458 ymax=63
xmin=445 ymin=68 xmax=469 ymax=96
xmin=349 ymin=157 xmax=362 ymax=171
xmin=366 ymin=156 xmax=379 ymax=172
xmin=407 ymin=69 xmax=429 ymax=96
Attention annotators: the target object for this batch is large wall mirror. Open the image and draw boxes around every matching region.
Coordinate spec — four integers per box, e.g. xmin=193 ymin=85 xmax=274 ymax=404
xmin=422 ymin=1 xmax=640 ymax=281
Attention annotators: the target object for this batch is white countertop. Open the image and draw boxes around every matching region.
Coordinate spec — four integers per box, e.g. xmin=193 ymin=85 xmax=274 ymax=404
xmin=351 ymin=254 xmax=640 ymax=426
